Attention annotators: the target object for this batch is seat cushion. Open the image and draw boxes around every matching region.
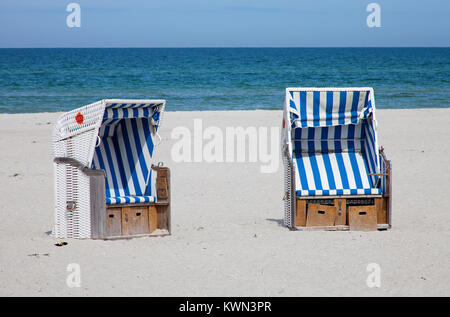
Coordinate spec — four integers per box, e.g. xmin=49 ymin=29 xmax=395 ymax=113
xmin=106 ymin=195 xmax=156 ymax=205
xmin=293 ymin=150 xmax=381 ymax=197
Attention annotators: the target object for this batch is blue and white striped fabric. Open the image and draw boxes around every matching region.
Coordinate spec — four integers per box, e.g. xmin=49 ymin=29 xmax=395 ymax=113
xmin=289 ymin=89 xmax=373 ymax=128
xmin=286 ymin=88 xmax=382 ymax=197
xmin=91 ymin=102 xmax=162 ymax=205
xmin=106 ymin=195 xmax=156 ymax=205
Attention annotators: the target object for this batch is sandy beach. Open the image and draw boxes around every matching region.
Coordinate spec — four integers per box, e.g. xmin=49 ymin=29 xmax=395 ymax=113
xmin=0 ymin=108 xmax=449 ymax=296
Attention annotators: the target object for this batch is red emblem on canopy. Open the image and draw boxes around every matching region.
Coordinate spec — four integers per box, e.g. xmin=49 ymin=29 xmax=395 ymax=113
xmin=75 ymin=112 xmax=84 ymax=125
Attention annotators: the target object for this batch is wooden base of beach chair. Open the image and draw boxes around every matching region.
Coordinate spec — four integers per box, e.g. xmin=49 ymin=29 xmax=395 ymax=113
xmin=296 ymin=196 xmax=389 ymax=231
xmin=104 ymin=204 xmax=170 ymax=238
xmin=94 ymin=166 xmax=171 ymax=239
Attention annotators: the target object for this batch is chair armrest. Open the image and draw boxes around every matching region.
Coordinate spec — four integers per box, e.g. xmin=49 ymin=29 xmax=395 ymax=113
xmin=53 ymin=157 xmax=105 ymax=177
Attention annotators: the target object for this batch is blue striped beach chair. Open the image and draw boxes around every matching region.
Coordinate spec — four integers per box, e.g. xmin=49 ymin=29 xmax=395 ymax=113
xmin=282 ymin=88 xmax=391 ymax=231
xmin=52 ymin=99 xmax=170 ymax=238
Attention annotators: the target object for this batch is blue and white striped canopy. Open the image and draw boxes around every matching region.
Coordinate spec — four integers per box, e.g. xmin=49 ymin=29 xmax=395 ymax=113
xmin=288 ymin=88 xmax=374 ymax=128
xmin=284 ymin=88 xmax=381 ymax=197
xmin=90 ymin=100 xmax=164 ymax=204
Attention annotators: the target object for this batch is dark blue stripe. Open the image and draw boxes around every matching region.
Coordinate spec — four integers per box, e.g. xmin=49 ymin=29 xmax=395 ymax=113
xmin=346 ymin=125 xmax=360 ymax=189
xmin=131 ymin=119 xmax=149 ymax=193
xmin=145 ymin=170 xmax=152 ymax=195
xmin=120 ymin=121 xmax=142 ymax=196
xmin=103 ymin=139 xmax=121 ymax=197
xmin=307 ymin=128 xmax=323 ymax=190
xmin=350 ymin=91 xmax=360 ymax=124
xmin=111 ymin=134 xmax=129 ymax=196
xmin=334 ymin=126 xmax=342 ymax=152
xmin=364 ymin=91 xmax=370 ymax=109
xmin=360 ymin=124 xmax=374 ymax=188
xmin=142 ymin=118 xmax=154 ymax=158
xmin=312 ymin=92 xmax=320 ymax=127
xmin=333 ymin=126 xmax=350 ymax=189
xmin=326 ymin=91 xmax=333 ymax=126
xmin=94 ymin=146 xmax=111 ymax=198
xmin=321 ymin=127 xmax=336 ymax=190
xmin=338 ymin=91 xmax=347 ymax=125
xmin=103 ymin=125 xmax=110 ymax=137
xmin=364 ymin=121 xmax=377 ymax=186
xmin=347 ymin=124 xmax=356 ymax=153
xmin=348 ymin=151 xmax=363 ymax=189
xmin=289 ymin=99 xmax=297 ymax=111
xmin=299 ymin=91 xmax=307 ymax=127
xmin=295 ymin=153 xmax=310 ymax=191
xmin=112 ymin=108 xmax=119 ymax=119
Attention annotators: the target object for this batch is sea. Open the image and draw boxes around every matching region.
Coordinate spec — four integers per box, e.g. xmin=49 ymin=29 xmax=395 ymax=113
xmin=0 ymin=48 xmax=449 ymax=113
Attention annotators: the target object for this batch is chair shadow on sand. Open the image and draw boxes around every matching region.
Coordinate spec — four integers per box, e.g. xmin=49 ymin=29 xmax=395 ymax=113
xmin=265 ymin=218 xmax=285 ymax=227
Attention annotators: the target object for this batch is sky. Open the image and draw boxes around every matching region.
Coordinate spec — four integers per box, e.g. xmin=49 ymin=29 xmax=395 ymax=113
xmin=0 ymin=0 xmax=449 ymax=47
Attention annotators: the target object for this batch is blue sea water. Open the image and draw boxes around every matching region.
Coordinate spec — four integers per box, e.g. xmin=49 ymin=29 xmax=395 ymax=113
xmin=0 ymin=48 xmax=449 ymax=113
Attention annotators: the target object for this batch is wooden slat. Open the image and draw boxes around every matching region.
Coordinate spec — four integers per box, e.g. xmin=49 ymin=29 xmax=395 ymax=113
xmin=88 ymin=170 xmax=106 ymax=239
xmin=334 ymin=198 xmax=346 ymax=226
xmin=348 ymin=205 xmax=377 ymax=231
xmin=148 ymin=205 xmax=158 ymax=233
xmin=156 ymin=205 xmax=170 ymax=230
xmin=375 ymin=197 xmax=387 ymax=224
xmin=296 ymin=199 xmax=307 ymax=227
xmin=106 ymin=207 xmax=122 ymax=237
xmin=121 ymin=206 xmax=150 ymax=236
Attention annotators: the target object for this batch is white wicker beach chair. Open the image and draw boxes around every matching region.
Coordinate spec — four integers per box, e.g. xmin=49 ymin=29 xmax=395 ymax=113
xmin=282 ymin=88 xmax=392 ymax=231
xmin=52 ymin=99 xmax=170 ymax=239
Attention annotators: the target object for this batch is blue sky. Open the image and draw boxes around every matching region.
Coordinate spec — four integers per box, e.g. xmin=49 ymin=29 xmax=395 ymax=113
xmin=0 ymin=0 xmax=449 ymax=47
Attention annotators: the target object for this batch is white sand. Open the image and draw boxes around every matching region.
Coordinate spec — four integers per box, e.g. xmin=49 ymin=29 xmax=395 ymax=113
xmin=0 ymin=109 xmax=449 ymax=296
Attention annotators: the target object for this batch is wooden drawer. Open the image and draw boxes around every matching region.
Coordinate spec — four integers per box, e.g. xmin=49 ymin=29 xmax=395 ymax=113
xmin=348 ymin=205 xmax=377 ymax=231
xmin=106 ymin=208 xmax=122 ymax=237
xmin=306 ymin=204 xmax=336 ymax=227
xmin=121 ymin=206 xmax=150 ymax=236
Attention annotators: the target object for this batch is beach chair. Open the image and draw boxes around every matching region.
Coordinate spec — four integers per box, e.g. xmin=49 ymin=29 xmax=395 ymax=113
xmin=282 ymin=88 xmax=391 ymax=231
xmin=52 ymin=99 xmax=171 ymax=239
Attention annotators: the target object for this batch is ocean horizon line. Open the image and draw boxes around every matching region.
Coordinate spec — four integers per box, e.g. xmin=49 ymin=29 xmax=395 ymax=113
xmin=1 ymin=46 xmax=450 ymax=49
